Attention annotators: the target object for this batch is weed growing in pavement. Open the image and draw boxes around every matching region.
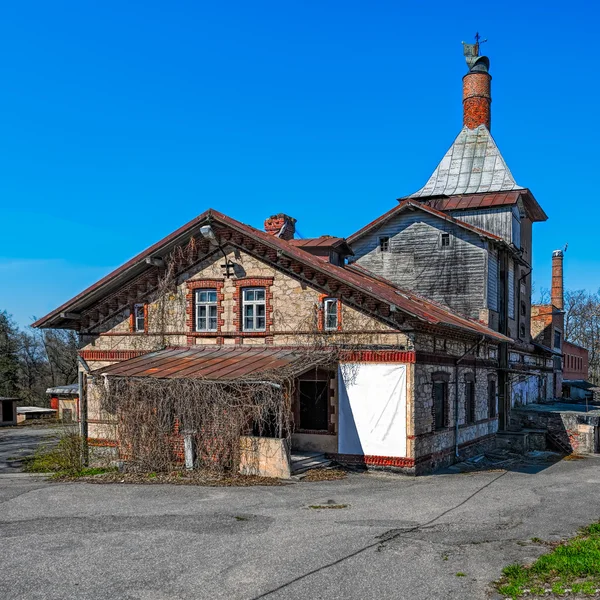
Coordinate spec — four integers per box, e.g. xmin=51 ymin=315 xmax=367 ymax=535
xmin=496 ymin=522 xmax=600 ymax=598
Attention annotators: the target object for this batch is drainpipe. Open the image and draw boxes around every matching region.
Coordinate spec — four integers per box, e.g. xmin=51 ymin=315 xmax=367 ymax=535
xmin=517 ymin=268 xmax=532 ymax=341
xmin=455 ymin=336 xmax=486 ymax=458
xmin=77 ymin=356 xmax=90 ymax=467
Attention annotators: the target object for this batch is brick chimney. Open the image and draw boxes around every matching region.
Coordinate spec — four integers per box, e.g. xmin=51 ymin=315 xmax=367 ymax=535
xmin=462 ymin=47 xmax=492 ymax=130
xmin=264 ymin=214 xmax=296 ymax=241
xmin=551 ymin=250 xmax=564 ymax=310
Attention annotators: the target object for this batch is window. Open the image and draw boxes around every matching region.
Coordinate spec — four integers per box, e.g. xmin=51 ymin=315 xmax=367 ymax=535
xmin=433 ymin=381 xmax=448 ymax=430
xmin=243 ymin=287 xmax=266 ymax=331
xmin=133 ymin=304 xmax=145 ymax=332
xmin=195 ymin=289 xmax=218 ymax=331
xmin=520 ymin=323 xmax=526 ymax=338
xmin=521 ymin=301 xmax=527 ymax=317
xmin=298 ymin=380 xmax=329 ymax=431
xmin=554 ymin=330 xmax=562 ymax=350
xmin=440 ymin=233 xmax=450 ymax=248
xmin=465 ymin=378 xmax=475 ymax=424
xmin=488 ymin=378 xmax=497 ymax=418
xmin=379 ymin=236 xmax=390 ymax=252
xmin=324 ymin=298 xmax=338 ymax=331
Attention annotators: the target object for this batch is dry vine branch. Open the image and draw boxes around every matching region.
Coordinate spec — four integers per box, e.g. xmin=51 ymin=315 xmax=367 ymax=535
xmin=91 ymin=237 xmax=377 ymax=473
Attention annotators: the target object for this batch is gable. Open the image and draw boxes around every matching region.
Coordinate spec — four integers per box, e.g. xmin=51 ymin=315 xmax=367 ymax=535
xmin=350 ymin=206 xmax=489 ymax=261
xmin=79 ymin=244 xmax=409 ymax=359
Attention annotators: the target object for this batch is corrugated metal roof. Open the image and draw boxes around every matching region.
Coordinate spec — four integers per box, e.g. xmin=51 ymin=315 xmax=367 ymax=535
xmin=96 ymin=346 xmax=321 ymax=380
xmin=408 ymin=125 xmax=524 ymax=198
xmin=289 ymin=237 xmax=346 ymax=249
xmin=46 ymin=384 xmax=79 ymax=396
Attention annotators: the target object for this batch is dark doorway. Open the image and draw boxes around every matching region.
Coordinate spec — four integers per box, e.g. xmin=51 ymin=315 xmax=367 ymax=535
xmin=1 ymin=400 xmax=13 ymax=422
xmin=62 ymin=409 xmax=73 ymax=422
xmin=298 ymin=380 xmax=329 ymax=431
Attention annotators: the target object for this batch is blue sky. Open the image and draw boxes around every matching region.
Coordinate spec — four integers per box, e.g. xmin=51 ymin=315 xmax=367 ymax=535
xmin=1 ymin=1 xmax=597 ymax=328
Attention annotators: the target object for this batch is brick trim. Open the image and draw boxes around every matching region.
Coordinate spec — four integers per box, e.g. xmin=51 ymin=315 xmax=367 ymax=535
xmin=328 ymin=453 xmax=414 ymax=468
xmin=416 ymin=351 xmax=497 ymax=368
xmin=340 ymin=350 xmax=416 ymax=363
xmin=232 ymin=277 xmax=274 ymax=340
xmin=78 ymin=349 xmax=150 ymax=361
xmin=185 ymin=280 xmax=225 ymax=340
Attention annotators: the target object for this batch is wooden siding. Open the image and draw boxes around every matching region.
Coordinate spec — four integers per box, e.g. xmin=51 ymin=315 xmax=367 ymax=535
xmin=508 ymin=260 xmax=515 ymax=320
xmin=488 ymin=249 xmax=499 ymax=312
xmin=449 ymin=207 xmax=515 ymax=244
xmin=350 ymin=212 xmax=487 ymax=319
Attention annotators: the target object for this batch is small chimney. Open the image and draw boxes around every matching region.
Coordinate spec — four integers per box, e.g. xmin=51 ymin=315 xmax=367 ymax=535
xmin=264 ymin=214 xmax=296 ymax=241
xmin=462 ymin=39 xmax=492 ymax=130
xmin=551 ymin=250 xmax=564 ymax=310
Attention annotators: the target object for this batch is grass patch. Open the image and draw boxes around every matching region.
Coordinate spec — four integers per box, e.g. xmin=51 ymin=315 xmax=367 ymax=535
xmin=496 ymin=522 xmax=600 ymax=598
xmin=308 ymin=503 xmax=348 ymax=510
xmin=456 ymin=572 xmax=466 ymax=577
xmin=24 ymin=431 xmax=83 ymax=474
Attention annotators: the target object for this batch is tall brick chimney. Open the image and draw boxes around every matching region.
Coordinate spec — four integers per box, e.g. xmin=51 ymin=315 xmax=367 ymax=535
xmin=551 ymin=250 xmax=564 ymax=310
xmin=462 ymin=42 xmax=492 ymax=130
xmin=264 ymin=214 xmax=296 ymax=241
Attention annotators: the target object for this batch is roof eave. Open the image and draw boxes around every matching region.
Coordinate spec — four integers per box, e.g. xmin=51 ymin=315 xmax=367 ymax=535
xmin=32 ymin=209 xmax=216 ymax=329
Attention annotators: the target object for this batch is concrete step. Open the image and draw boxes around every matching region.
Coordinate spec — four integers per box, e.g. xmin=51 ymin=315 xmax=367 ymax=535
xmin=290 ymin=452 xmax=331 ymax=474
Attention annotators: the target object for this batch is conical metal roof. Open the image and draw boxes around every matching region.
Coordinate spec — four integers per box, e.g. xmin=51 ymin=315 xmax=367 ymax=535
xmin=408 ymin=125 xmax=524 ymax=198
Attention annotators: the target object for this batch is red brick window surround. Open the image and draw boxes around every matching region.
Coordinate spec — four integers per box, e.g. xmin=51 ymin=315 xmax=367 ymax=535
xmin=232 ymin=277 xmax=274 ymax=337
xmin=186 ymin=280 xmax=225 ymax=336
xmin=317 ymin=294 xmax=342 ymax=332
xmin=129 ymin=303 xmax=148 ymax=334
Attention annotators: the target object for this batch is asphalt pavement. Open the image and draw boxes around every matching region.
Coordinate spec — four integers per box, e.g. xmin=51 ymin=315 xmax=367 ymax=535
xmin=1 ymin=427 xmax=599 ymax=600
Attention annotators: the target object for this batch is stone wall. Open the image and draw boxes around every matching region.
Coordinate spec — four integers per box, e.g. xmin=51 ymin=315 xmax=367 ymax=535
xmin=511 ymin=407 xmax=600 ymax=455
xmin=79 ymin=244 xmax=410 ymax=356
xmin=411 ymin=356 xmax=498 ymax=472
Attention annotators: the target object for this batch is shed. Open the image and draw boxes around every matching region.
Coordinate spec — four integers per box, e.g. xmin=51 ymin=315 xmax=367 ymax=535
xmin=46 ymin=383 xmax=79 ymax=422
xmin=16 ymin=406 xmax=57 ymax=423
xmin=0 ymin=398 xmax=18 ymax=426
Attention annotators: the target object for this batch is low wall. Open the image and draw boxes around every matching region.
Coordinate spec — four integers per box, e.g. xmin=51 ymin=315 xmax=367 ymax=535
xmin=512 ymin=406 xmax=600 ymax=455
xmin=239 ymin=436 xmax=291 ymax=479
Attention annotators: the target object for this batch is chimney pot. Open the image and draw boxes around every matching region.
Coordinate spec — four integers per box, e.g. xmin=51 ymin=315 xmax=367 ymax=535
xmin=264 ymin=214 xmax=296 ymax=241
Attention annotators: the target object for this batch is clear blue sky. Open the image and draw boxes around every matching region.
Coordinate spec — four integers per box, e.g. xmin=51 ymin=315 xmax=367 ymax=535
xmin=1 ymin=1 xmax=597 ymax=328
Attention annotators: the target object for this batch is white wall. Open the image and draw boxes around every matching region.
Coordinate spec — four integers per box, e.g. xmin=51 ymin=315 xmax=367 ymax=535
xmin=338 ymin=363 xmax=407 ymax=457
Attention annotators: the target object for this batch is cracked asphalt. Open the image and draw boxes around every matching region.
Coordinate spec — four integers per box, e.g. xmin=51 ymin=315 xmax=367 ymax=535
xmin=1 ymin=427 xmax=600 ymax=599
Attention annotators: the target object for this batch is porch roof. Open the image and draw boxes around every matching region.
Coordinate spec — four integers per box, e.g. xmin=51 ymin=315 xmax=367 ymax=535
xmin=94 ymin=346 xmax=326 ymax=381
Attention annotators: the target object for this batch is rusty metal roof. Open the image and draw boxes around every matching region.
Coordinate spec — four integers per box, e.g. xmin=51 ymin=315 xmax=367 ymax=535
xmin=426 ymin=191 xmax=547 ymax=222
xmin=95 ymin=346 xmax=318 ymax=380
xmin=33 ymin=208 xmax=510 ymax=342
xmin=407 ymin=125 xmax=524 ymax=197
xmin=289 ymin=237 xmax=348 ymax=249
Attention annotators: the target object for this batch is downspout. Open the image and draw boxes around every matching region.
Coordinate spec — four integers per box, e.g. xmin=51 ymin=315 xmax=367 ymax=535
xmin=77 ymin=356 xmax=91 ymax=467
xmin=517 ymin=268 xmax=532 ymax=341
xmin=455 ymin=335 xmax=486 ymax=458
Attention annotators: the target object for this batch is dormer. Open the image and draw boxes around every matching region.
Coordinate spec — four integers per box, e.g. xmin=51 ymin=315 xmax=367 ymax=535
xmin=289 ymin=237 xmax=353 ymax=266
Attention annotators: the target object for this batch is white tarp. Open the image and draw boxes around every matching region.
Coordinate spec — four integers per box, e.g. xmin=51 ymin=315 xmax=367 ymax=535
xmin=338 ymin=363 xmax=407 ymax=457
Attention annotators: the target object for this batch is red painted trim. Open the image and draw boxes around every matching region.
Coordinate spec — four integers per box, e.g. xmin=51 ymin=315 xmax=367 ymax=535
xmin=79 ymin=349 xmax=150 ymax=361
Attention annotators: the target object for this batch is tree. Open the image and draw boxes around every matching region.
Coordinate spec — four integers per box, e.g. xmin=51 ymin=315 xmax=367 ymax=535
xmin=0 ymin=311 xmax=21 ymax=397
xmin=563 ymin=290 xmax=600 ymax=384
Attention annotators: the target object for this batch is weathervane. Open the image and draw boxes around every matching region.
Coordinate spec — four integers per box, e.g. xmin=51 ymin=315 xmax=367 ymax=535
xmin=462 ymin=32 xmax=488 ymax=70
